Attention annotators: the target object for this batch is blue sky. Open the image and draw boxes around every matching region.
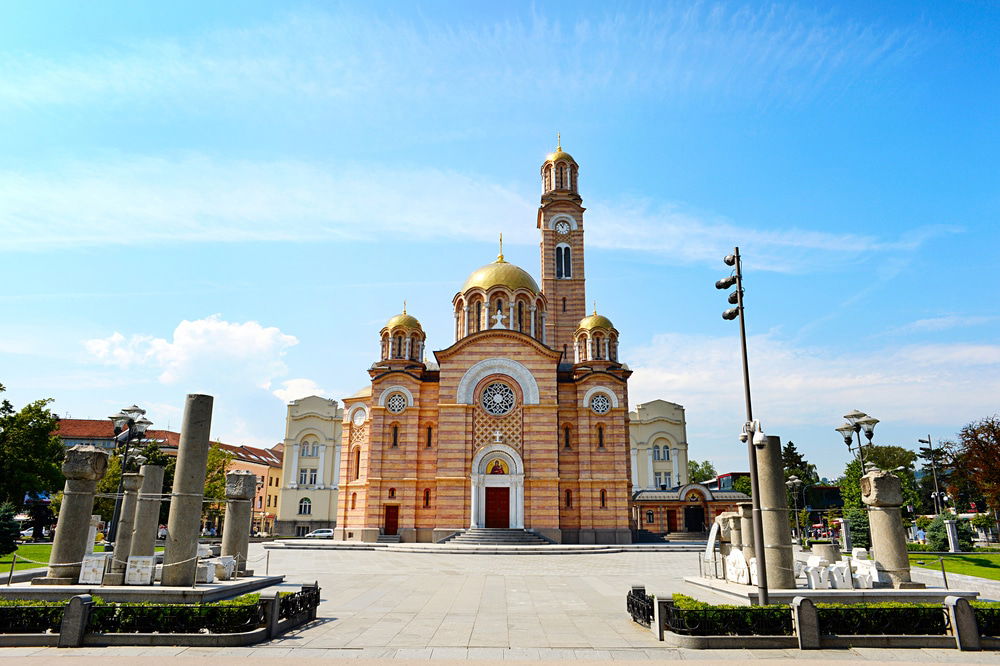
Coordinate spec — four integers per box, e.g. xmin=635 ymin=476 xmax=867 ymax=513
xmin=1 ymin=1 xmax=997 ymax=479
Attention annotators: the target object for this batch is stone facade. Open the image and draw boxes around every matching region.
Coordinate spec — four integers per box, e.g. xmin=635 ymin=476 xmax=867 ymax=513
xmin=333 ymin=144 xmax=632 ymax=544
xmin=628 ymin=400 xmax=689 ymax=491
xmin=276 ymin=396 xmax=342 ymax=537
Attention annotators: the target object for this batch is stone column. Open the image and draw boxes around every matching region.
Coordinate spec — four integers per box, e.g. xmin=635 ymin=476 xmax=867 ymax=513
xmin=33 ymin=446 xmax=109 ymax=585
xmin=645 ymin=448 xmax=655 ymax=490
xmin=130 ymin=464 xmax=166 ymax=559
xmin=756 ymin=435 xmax=795 ymax=589
xmin=317 ymin=447 xmax=326 ymax=487
xmin=944 ymin=520 xmax=960 ymax=553
xmin=738 ymin=502 xmax=755 ymax=562
xmin=332 ymin=442 xmax=341 ymax=489
xmin=672 ymin=449 xmax=679 ymax=483
xmin=629 ymin=448 xmax=639 ymax=494
xmin=105 ymin=472 xmax=143 ymax=584
xmin=287 ymin=443 xmax=299 ymax=488
xmin=728 ymin=514 xmax=744 ymax=551
xmin=861 ymin=470 xmax=919 ymax=587
xmin=161 ymin=394 xmax=214 ymax=587
xmin=469 ymin=476 xmax=480 ymax=528
xmin=529 ymin=306 xmax=536 ymax=338
xmin=838 ymin=518 xmax=852 ymax=552
xmin=221 ymin=470 xmax=257 ymax=575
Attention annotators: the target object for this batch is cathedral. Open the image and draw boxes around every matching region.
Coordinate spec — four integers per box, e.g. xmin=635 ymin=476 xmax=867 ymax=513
xmin=335 ymin=142 xmax=633 ymax=544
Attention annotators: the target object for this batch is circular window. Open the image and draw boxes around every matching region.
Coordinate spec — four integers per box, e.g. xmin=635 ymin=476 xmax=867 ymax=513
xmin=590 ymin=393 xmax=611 ymax=414
xmin=351 ymin=407 xmax=367 ymax=426
xmin=480 ymin=382 xmax=515 ymax=416
xmin=386 ymin=393 xmax=407 ymax=414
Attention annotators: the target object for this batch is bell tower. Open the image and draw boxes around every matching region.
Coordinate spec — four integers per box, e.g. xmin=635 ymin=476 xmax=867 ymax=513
xmin=538 ymin=136 xmax=586 ymax=360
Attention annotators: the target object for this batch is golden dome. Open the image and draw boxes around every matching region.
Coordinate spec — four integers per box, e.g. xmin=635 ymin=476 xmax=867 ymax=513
xmin=461 ymin=257 xmax=540 ymax=294
xmin=384 ymin=304 xmax=422 ymax=331
xmin=351 ymin=386 xmax=372 ymax=398
xmin=578 ymin=311 xmax=615 ymax=331
xmin=545 ymin=132 xmax=576 ymax=164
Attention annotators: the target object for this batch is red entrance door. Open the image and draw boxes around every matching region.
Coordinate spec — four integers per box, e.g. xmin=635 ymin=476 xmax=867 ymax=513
xmin=484 ymin=487 xmax=510 ymax=528
xmin=384 ymin=505 xmax=399 ymax=535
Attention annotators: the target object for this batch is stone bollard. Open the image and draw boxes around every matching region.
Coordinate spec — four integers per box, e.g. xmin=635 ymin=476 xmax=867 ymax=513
xmin=33 ymin=446 xmax=109 ymax=585
xmin=944 ymin=595 xmax=981 ymax=651
xmin=945 ymin=520 xmax=960 ymax=553
xmin=791 ymin=596 xmax=820 ymax=649
xmin=756 ymin=436 xmax=795 ymax=589
xmin=838 ymin=518 xmax=852 ymax=552
xmin=221 ymin=470 xmax=257 ymax=575
xmin=57 ymin=594 xmax=94 ymax=648
xmin=861 ymin=469 xmax=922 ymax=588
xmin=738 ymin=502 xmax=755 ymax=563
xmin=130 ymin=464 xmax=166 ymax=560
xmin=104 ymin=471 xmax=143 ymax=585
xmin=161 ymin=394 xmax=214 ymax=587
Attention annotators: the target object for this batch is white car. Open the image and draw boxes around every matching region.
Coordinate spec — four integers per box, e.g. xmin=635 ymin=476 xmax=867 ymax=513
xmin=303 ymin=529 xmax=334 ymax=539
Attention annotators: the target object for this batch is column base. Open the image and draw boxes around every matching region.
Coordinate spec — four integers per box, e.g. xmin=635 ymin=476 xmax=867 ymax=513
xmin=103 ymin=573 xmax=125 ymax=586
xmin=31 ymin=576 xmax=76 ymax=586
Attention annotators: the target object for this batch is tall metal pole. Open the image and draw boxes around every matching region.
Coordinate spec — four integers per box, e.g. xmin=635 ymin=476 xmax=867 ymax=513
xmin=927 ymin=434 xmax=942 ymax=516
xmin=733 ymin=246 xmax=769 ymax=604
xmin=107 ymin=426 xmax=134 ymax=543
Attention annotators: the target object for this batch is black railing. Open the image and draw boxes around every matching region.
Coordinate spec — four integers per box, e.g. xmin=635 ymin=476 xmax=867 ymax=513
xmin=666 ymin=605 xmax=793 ymax=636
xmin=817 ymin=606 xmax=948 ymax=636
xmin=87 ymin=602 xmax=265 ymax=634
xmin=278 ymin=584 xmax=320 ymax=621
xmin=974 ymin=605 xmax=1000 ymax=637
xmin=626 ymin=587 xmax=653 ymax=627
xmin=0 ymin=605 xmax=63 ymax=634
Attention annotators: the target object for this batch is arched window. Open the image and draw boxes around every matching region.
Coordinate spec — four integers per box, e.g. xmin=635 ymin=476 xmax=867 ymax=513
xmin=663 ymin=447 xmax=670 ymax=461
xmin=423 ymin=488 xmax=431 ymax=508
xmin=391 ymin=425 xmax=399 ymax=448
xmin=298 ymin=498 xmax=312 ymax=515
xmin=565 ymin=489 xmax=573 ymax=508
xmin=475 ymin=302 xmax=482 ymax=332
xmin=426 ymin=425 xmax=433 ymax=448
xmin=600 ymin=489 xmax=607 ymax=508
xmin=556 ymin=246 xmax=564 ymax=279
xmin=393 ymin=335 xmax=402 ymax=358
xmin=555 ymin=245 xmax=572 ymax=279
xmin=544 ymin=164 xmax=553 ymax=191
xmin=593 ymin=334 xmax=603 ymax=359
xmin=564 ymin=426 xmax=571 ymax=449
xmin=388 ymin=487 xmax=396 ymax=499
xmin=351 ymin=492 xmax=357 ymax=509
xmin=562 ymin=297 xmax=566 ymax=312
xmin=353 ymin=447 xmax=361 ymax=480
xmin=300 ymin=442 xmax=310 ymax=456
xmin=597 ymin=426 xmax=604 ymax=449
xmin=653 ymin=445 xmax=660 ymax=461
xmin=646 ymin=510 xmax=654 ymax=524
xmin=556 ymin=163 xmax=564 ymax=189
xmin=571 ymin=166 xmax=578 ymax=191
xmin=517 ymin=301 xmax=524 ymax=332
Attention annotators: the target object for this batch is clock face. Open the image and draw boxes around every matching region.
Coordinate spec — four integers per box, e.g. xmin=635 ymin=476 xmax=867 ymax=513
xmin=352 ymin=408 xmax=367 ymax=426
xmin=555 ymin=221 xmax=570 ymax=235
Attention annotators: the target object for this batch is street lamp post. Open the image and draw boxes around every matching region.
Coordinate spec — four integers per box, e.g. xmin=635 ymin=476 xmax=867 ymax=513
xmin=107 ymin=405 xmax=152 ymax=544
xmin=918 ymin=436 xmax=942 ymax=516
xmin=716 ymin=246 xmax=769 ymax=604
xmin=786 ymin=475 xmax=803 ymax=547
xmin=836 ymin=410 xmax=878 ymax=467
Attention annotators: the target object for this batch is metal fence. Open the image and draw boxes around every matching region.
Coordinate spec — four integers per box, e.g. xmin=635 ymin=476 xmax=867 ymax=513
xmin=86 ymin=602 xmax=265 ymax=634
xmin=817 ymin=606 xmax=949 ymax=636
xmin=0 ymin=605 xmax=63 ymax=634
xmin=278 ymin=584 xmax=320 ymax=622
xmin=974 ymin=606 xmax=1000 ymax=637
xmin=626 ymin=588 xmax=653 ymax=627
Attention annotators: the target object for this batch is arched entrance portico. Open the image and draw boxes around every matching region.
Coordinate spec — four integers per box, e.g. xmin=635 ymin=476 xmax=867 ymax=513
xmin=470 ymin=444 xmax=524 ymax=528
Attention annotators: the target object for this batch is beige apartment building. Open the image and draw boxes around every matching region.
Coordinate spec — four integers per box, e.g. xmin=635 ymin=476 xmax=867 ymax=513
xmin=628 ymin=399 xmax=689 ymax=491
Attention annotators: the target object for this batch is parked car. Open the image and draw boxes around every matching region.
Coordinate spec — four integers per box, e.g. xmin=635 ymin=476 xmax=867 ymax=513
xmin=303 ymin=529 xmax=334 ymax=539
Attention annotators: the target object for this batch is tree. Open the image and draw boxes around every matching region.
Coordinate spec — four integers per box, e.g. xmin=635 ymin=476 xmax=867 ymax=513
xmin=0 ymin=501 xmax=19 ymax=557
xmin=926 ymin=514 xmax=974 ymax=552
xmin=733 ymin=475 xmax=752 ymax=497
xmin=0 ymin=383 xmax=64 ymax=508
xmin=782 ymin=441 xmax=819 ymax=484
xmin=687 ymin=459 xmax=717 ymax=484
xmin=203 ymin=443 xmax=235 ymax=528
xmin=843 ymin=507 xmax=870 ymax=549
xmin=948 ymin=416 xmax=1000 ymax=517
xmin=836 ymin=445 xmax=920 ymax=513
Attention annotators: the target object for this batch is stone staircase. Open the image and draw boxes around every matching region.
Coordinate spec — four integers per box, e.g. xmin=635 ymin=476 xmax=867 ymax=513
xmin=376 ymin=534 xmax=401 ymax=543
xmin=440 ymin=528 xmax=553 ymax=546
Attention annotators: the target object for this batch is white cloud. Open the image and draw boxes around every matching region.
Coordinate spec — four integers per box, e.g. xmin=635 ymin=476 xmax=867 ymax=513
xmin=0 ymin=154 xmax=947 ymax=273
xmin=272 ymin=378 xmax=329 ymax=403
xmin=85 ymin=314 xmax=298 ymax=388
xmin=895 ymin=315 xmax=999 ymax=334
xmin=0 ymin=7 xmax=921 ymax=111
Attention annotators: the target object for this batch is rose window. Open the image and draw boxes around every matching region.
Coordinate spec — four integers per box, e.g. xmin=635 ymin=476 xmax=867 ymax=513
xmin=480 ymin=382 xmax=515 ymax=416
xmin=590 ymin=394 xmax=611 ymax=415
xmin=386 ymin=393 xmax=407 ymax=414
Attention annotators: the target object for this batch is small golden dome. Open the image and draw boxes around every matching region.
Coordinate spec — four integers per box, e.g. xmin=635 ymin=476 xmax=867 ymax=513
xmin=545 ymin=132 xmax=576 ymax=164
xmin=385 ymin=303 xmax=422 ymax=331
xmin=461 ymin=257 xmax=540 ymax=294
xmin=351 ymin=386 xmax=372 ymax=398
xmin=578 ymin=312 xmax=615 ymax=331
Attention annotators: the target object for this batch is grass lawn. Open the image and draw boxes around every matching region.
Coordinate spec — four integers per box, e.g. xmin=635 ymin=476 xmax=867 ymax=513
xmin=1 ymin=543 xmax=164 ymax=572
xmin=909 ymin=553 xmax=1000 ymax=581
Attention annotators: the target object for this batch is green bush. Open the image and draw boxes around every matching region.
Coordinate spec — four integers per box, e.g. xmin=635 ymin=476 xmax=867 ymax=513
xmin=87 ymin=593 xmax=262 ymax=634
xmin=0 ymin=598 xmax=65 ymax=634
xmin=907 ymin=542 xmax=933 ymax=551
xmin=815 ymin=601 xmax=946 ymax=635
xmin=926 ymin=515 xmax=974 ymax=551
xmin=843 ymin=508 xmax=870 ymax=550
xmin=669 ymin=594 xmax=792 ymax=636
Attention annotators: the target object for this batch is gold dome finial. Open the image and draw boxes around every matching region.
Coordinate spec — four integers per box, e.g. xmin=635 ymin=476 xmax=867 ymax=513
xmin=402 ymin=300 xmax=407 ymax=314
xmin=497 ymin=233 xmax=505 ymax=263
xmin=593 ymin=301 xmax=597 ymax=316
xmin=557 ymin=132 xmax=561 ymax=151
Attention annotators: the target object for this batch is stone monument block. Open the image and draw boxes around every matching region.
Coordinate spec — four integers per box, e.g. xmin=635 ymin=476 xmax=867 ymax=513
xmin=860 ymin=471 xmax=903 ymax=507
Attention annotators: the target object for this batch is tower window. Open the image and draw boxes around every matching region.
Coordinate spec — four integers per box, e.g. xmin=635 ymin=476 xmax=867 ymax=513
xmin=475 ymin=302 xmax=482 ymax=332
xmin=653 ymin=445 xmax=660 ymax=460
xmin=562 ymin=297 xmax=566 ymax=312
xmin=597 ymin=426 xmax=604 ymax=449
xmin=555 ymin=245 xmax=572 ymax=279
xmin=351 ymin=492 xmax=357 ymax=509
xmin=517 ymin=302 xmax=524 ymax=332
xmin=353 ymin=447 xmax=361 ymax=480
xmin=565 ymin=490 xmax=573 ymax=508
xmin=388 ymin=487 xmax=396 ymax=498
xmin=600 ymin=489 xmax=607 ymax=508
xmin=646 ymin=510 xmax=654 ymax=524
xmin=391 ymin=425 xmax=399 ymax=448
xmin=423 ymin=488 xmax=431 ymax=508
xmin=426 ymin=425 xmax=433 ymax=448
xmin=564 ymin=426 xmax=571 ymax=449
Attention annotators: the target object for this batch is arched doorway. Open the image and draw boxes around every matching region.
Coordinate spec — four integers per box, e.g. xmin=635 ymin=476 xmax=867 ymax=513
xmin=684 ymin=505 xmax=705 ymax=532
xmin=470 ymin=444 xmax=524 ymax=529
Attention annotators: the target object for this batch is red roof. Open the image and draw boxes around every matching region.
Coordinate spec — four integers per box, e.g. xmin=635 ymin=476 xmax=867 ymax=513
xmin=57 ymin=419 xmax=180 ymax=446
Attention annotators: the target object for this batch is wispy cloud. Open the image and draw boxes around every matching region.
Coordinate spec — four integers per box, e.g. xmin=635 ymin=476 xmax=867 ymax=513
xmin=0 ymin=6 xmax=923 ymax=112
xmin=893 ymin=314 xmax=999 ymax=334
xmin=0 ymin=154 xmax=948 ymax=272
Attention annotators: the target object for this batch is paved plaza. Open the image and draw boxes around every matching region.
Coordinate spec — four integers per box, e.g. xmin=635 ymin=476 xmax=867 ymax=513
xmin=3 ymin=544 xmax=999 ymax=662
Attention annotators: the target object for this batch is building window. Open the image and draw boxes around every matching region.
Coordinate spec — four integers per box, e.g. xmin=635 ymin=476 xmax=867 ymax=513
xmin=555 ymin=244 xmax=572 ymax=279
xmin=391 ymin=425 xmax=399 ymax=447
xmin=300 ymin=442 xmax=310 ymax=456
xmin=351 ymin=492 xmax=357 ymax=509
xmin=426 ymin=426 xmax=433 ymax=448
xmin=481 ymin=382 xmax=515 ymax=416
xmin=388 ymin=487 xmax=396 ymax=499
xmin=298 ymin=498 xmax=312 ymax=515
xmin=653 ymin=445 xmax=660 ymax=461
xmin=664 ymin=474 xmax=671 ymax=489
xmin=663 ymin=447 xmax=670 ymax=461
xmin=564 ymin=426 xmax=571 ymax=449
xmin=597 ymin=426 xmax=604 ymax=449
xmin=266 ymin=495 xmax=271 ymax=507
xmin=298 ymin=468 xmax=308 ymax=485
xmin=423 ymin=488 xmax=431 ymax=508
xmin=257 ymin=496 xmax=262 ymax=508
xmin=386 ymin=393 xmax=407 ymax=414
xmin=655 ymin=472 xmax=662 ymax=487
xmin=353 ymin=448 xmax=361 ymax=480
xmin=600 ymin=489 xmax=607 ymax=508
xmin=590 ymin=393 xmax=611 ymax=415
xmin=308 ymin=468 xmax=317 ymax=485
xmin=646 ymin=510 xmax=654 ymax=524
xmin=565 ymin=490 xmax=572 ymax=508
xmin=475 ymin=302 xmax=482 ymax=332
